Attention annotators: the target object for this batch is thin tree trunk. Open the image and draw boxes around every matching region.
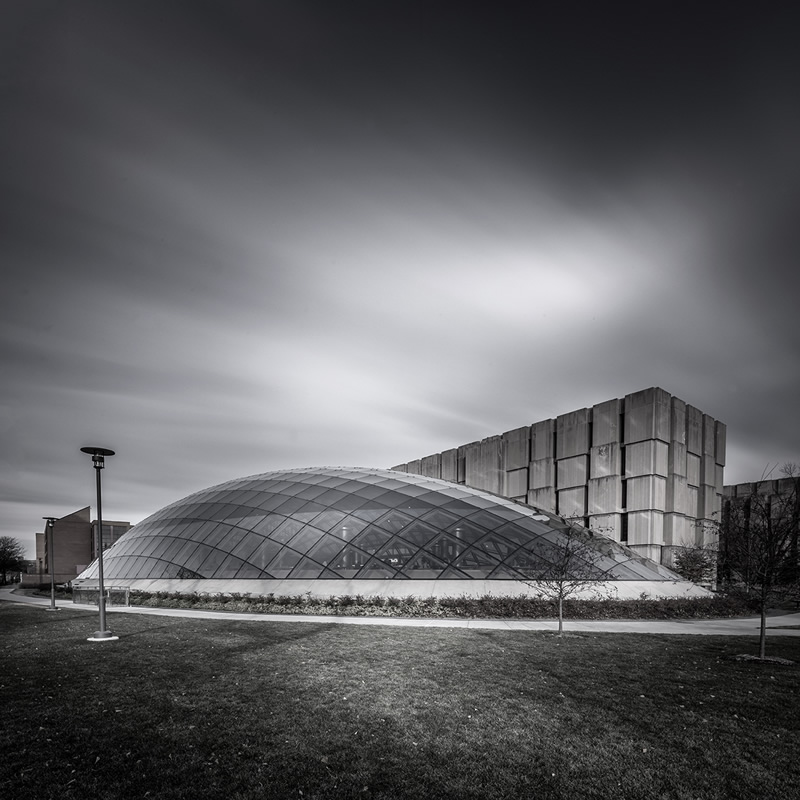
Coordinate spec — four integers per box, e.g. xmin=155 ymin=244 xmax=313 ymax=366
xmin=558 ymin=594 xmax=563 ymax=636
xmin=759 ymin=593 xmax=767 ymax=659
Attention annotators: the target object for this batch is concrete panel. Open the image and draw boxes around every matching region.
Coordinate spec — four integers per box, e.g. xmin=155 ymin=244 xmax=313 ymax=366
xmin=420 ymin=453 xmax=441 ymax=479
xmin=528 ymin=488 xmax=556 ymax=513
xmin=406 ymin=459 xmax=422 ymax=476
xmin=626 ymin=475 xmax=667 ymax=512
xmin=715 ymin=421 xmax=727 ymax=466
xmin=441 ymin=449 xmax=458 ymax=482
xmin=626 ymin=544 xmax=663 ymax=563
xmin=623 ymin=387 xmax=671 ymax=444
xmin=588 ymin=513 xmax=623 ymax=540
xmin=390 ymin=463 xmax=407 ymax=472
xmin=670 ymin=397 xmax=686 ymax=444
xmin=687 ymin=485 xmax=698 ymax=516
xmin=698 ymin=484 xmax=719 ymax=519
xmin=502 ymin=426 xmax=530 ymax=471
xmin=627 ymin=510 xmax=664 ymax=546
xmin=457 ymin=444 xmax=475 ymax=484
xmin=663 ymin=513 xmax=693 ymax=546
xmin=686 ymin=405 xmax=703 ymax=455
xmin=625 ymin=440 xmax=669 ymax=478
xmin=530 ymin=458 xmax=555 ymax=490
xmin=686 ymin=453 xmax=700 ymax=487
xmin=557 ymin=454 xmax=589 ymax=489
xmin=700 ymin=455 xmax=717 ymax=486
xmin=668 ymin=442 xmax=687 ymax=477
xmin=503 ymin=468 xmax=529 ymax=499
xmin=556 ymin=408 xmax=590 ymax=459
xmin=666 ymin=476 xmax=690 ymax=514
xmin=591 ymin=443 xmax=621 ymax=478
xmin=702 ymin=415 xmax=717 ymax=456
xmin=557 ymin=487 xmax=587 ymax=518
xmin=465 ymin=437 xmax=502 ymax=494
xmin=591 ymin=398 xmax=621 ymax=446
xmin=531 ymin=419 xmax=555 ymax=461
xmin=588 ymin=476 xmax=622 ymax=514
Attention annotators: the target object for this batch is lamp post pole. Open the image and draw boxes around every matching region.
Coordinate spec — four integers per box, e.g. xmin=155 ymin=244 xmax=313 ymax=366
xmin=43 ymin=517 xmax=59 ymax=612
xmin=80 ymin=446 xmax=118 ymax=642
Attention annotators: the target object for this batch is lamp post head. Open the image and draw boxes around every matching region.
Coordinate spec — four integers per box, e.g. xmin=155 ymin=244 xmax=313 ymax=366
xmin=80 ymin=446 xmax=115 ymax=469
xmin=42 ymin=516 xmax=57 ymax=529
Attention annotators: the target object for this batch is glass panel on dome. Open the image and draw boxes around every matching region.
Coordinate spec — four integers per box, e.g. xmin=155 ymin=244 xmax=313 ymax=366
xmin=327 ymin=545 xmax=369 ymax=575
xmin=213 ymin=554 xmax=246 ymax=579
xmin=331 ymin=515 xmax=368 ymax=539
xmin=453 ymin=548 xmax=502 ymax=575
xmin=273 ymin=496 xmax=310 ymax=516
xmin=350 ymin=526 xmax=392 ymax=554
xmin=486 ymin=565 xmax=526 ymax=579
xmin=307 ymin=535 xmax=346 ymax=566
xmin=288 ymin=558 xmax=323 ymax=579
xmin=251 ymin=515 xmax=287 ymax=536
xmin=266 ymin=548 xmax=302 ymax=578
xmin=402 ymin=552 xmax=447 ymax=578
xmin=292 ymin=484 xmax=329 ymax=501
xmin=271 ymin=517 xmax=305 ymax=543
xmin=375 ymin=538 xmax=417 ymax=568
xmin=420 ymin=508 xmax=460 ymax=529
xmin=182 ymin=544 xmax=214 ymax=575
xmin=292 ymin=502 xmax=327 ymax=523
xmin=202 ymin=524 xmax=233 ymax=548
xmin=244 ymin=538 xmax=283 ymax=570
xmin=447 ymin=520 xmax=488 ymax=544
xmin=350 ymin=504 xmax=390 ymax=522
xmin=235 ymin=562 xmax=269 ymax=579
xmin=465 ymin=509 xmax=507 ymax=531
xmin=356 ymin=559 xmax=396 ymax=579
xmin=287 ymin=527 xmax=325 ymax=554
xmin=440 ymin=498 xmax=479 ymax=514
xmin=427 ymin=534 xmax=468 ymax=560
xmin=475 ymin=534 xmax=522 ymax=559
xmin=173 ymin=539 xmax=201 ymax=565
xmin=312 ymin=509 xmax=349 ymax=533
xmin=394 ymin=520 xmax=438 ymax=547
xmin=353 ymin=484 xmax=386 ymax=500
xmin=197 ymin=548 xmax=229 ymax=576
xmin=375 ymin=510 xmax=414 ymax=534
xmin=491 ymin=522 xmax=536 ymax=547
xmin=326 ymin=493 xmax=366 ymax=512
xmin=256 ymin=494 xmax=289 ymax=511
xmin=231 ymin=532 xmax=266 ymax=561
xmin=438 ymin=566 xmax=471 ymax=579
xmin=315 ymin=488 xmax=350 ymax=506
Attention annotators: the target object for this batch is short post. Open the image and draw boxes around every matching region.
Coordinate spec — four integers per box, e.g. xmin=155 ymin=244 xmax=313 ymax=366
xmin=43 ymin=517 xmax=59 ymax=612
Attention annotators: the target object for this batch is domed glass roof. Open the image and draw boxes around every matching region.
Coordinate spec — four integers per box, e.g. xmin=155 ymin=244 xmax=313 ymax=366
xmin=79 ymin=467 xmax=679 ymax=582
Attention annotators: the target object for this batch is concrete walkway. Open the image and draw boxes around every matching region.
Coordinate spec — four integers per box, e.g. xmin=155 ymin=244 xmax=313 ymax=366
xmin=3 ymin=585 xmax=800 ymax=636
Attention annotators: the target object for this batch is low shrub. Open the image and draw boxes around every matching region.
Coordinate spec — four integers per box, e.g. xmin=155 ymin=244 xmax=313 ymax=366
xmin=113 ymin=589 xmax=761 ymax=619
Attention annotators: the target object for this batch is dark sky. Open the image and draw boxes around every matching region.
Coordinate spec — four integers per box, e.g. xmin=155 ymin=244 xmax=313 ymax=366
xmin=3 ymin=1 xmax=799 ymax=557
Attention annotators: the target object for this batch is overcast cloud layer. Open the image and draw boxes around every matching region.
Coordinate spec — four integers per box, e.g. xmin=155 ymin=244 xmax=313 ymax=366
xmin=3 ymin=1 xmax=799 ymax=557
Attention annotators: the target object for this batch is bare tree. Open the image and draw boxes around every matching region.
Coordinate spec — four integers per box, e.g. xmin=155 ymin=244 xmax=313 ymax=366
xmin=0 ymin=536 xmax=26 ymax=585
xmin=519 ymin=520 xmax=609 ymax=636
xmin=718 ymin=463 xmax=800 ymax=659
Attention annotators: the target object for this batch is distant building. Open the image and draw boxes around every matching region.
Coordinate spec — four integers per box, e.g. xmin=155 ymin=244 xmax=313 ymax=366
xmin=25 ymin=507 xmax=131 ymax=586
xmin=392 ymin=387 xmax=726 ymax=568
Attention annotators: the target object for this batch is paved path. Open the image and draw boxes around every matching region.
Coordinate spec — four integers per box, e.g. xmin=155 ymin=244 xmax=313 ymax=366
xmin=3 ymin=585 xmax=800 ymax=635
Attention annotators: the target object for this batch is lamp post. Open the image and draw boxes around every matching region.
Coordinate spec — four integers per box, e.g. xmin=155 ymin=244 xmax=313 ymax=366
xmin=80 ymin=446 xmax=118 ymax=642
xmin=43 ymin=517 xmax=59 ymax=612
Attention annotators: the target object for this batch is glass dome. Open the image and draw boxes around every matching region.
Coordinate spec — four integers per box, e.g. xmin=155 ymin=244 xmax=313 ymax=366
xmin=78 ymin=467 xmax=679 ymax=583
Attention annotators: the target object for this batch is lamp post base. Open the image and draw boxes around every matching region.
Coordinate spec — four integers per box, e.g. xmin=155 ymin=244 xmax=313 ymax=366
xmin=45 ymin=607 xmax=61 ymax=612
xmin=87 ymin=630 xmax=118 ymax=642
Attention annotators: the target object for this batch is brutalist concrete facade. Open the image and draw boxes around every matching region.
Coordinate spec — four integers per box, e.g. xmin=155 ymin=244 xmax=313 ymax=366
xmin=391 ymin=387 xmax=726 ymax=566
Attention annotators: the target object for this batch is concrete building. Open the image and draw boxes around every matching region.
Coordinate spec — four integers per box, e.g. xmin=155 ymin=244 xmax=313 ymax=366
xmin=392 ymin=387 xmax=726 ymax=568
xmin=28 ymin=507 xmax=131 ymax=586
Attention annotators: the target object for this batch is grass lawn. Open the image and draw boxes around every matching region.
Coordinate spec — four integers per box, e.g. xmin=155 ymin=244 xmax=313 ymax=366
xmin=1 ymin=603 xmax=798 ymax=800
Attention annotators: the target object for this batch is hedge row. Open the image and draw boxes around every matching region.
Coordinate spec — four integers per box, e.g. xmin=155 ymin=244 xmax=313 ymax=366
xmin=127 ymin=590 xmax=760 ymax=619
